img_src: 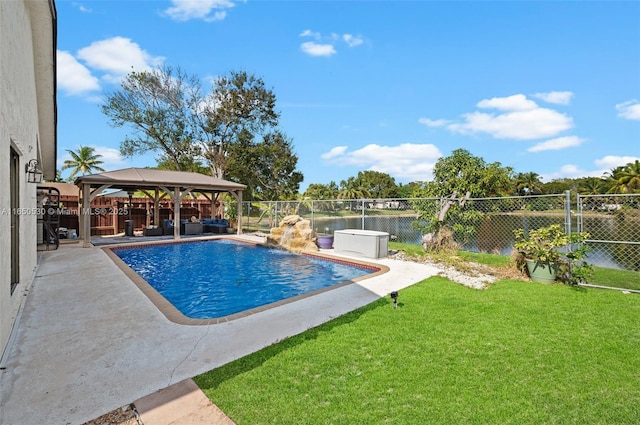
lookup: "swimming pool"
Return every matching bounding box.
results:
[110,239,384,322]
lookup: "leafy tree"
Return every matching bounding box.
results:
[226,130,303,201]
[155,157,209,174]
[415,149,513,198]
[302,182,339,213]
[61,145,105,179]
[541,178,573,195]
[304,182,339,200]
[197,71,279,179]
[101,67,280,179]
[101,66,201,171]
[411,149,512,244]
[396,181,424,198]
[338,177,371,199]
[353,170,399,198]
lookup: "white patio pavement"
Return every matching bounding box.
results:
[0,236,441,425]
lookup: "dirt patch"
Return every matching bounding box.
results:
[82,404,139,425]
[389,251,526,289]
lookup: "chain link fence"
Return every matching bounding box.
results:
[577,193,640,271]
[241,192,639,272]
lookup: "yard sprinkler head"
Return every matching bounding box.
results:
[390,291,398,309]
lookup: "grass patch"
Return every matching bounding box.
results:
[456,250,513,268]
[389,241,425,258]
[195,278,640,424]
[590,266,640,291]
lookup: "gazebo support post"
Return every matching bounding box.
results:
[173,186,180,240]
[81,183,112,247]
[82,183,90,247]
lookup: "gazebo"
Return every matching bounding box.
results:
[74,168,246,247]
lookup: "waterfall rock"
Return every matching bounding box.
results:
[266,215,319,253]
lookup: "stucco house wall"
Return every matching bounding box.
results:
[0,0,57,357]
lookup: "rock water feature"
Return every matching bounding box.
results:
[266,215,319,253]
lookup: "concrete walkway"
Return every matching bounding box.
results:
[0,237,441,425]
[135,378,235,425]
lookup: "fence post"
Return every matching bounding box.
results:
[564,190,572,236]
[311,200,314,231]
[245,201,250,229]
[361,198,365,230]
[576,193,583,233]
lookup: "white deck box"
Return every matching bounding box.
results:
[334,229,389,259]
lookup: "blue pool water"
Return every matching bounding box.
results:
[113,239,374,319]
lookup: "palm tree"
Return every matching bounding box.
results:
[618,160,640,194]
[337,177,371,200]
[61,146,106,179]
[604,165,627,194]
[579,177,605,195]
[514,172,543,196]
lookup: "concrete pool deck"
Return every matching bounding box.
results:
[0,235,442,425]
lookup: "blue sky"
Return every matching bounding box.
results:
[56,0,640,191]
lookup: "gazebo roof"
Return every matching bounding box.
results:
[74,168,246,192]
[74,168,246,245]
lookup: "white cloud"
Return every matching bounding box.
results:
[527,136,585,152]
[477,94,538,111]
[164,0,234,22]
[448,94,573,140]
[594,155,640,169]
[300,29,364,57]
[532,91,574,105]
[418,118,450,127]
[56,50,100,96]
[449,108,573,140]
[77,37,164,82]
[321,146,348,159]
[92,146,126,166]
[541,155,640,182]
[300,29,321,39]
[541,164,599,182]
[343,34,364,47]
[558,164,583,175]
[616,99,640,120]
[300,42,336,57]
[72,2,92,13]
[321,143,442,181]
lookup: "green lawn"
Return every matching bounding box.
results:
[195,278,640,424]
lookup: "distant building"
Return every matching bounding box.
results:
[0,0,57,357]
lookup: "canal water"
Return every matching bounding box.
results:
[312,214,640,271]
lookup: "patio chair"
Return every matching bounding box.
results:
[161,219,175,235]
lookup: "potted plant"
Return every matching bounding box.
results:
[513,224,593,285]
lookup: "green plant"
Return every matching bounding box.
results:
[513,224,593,284]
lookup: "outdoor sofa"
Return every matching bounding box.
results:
[161,218,204,235]
[202,218,230,234]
